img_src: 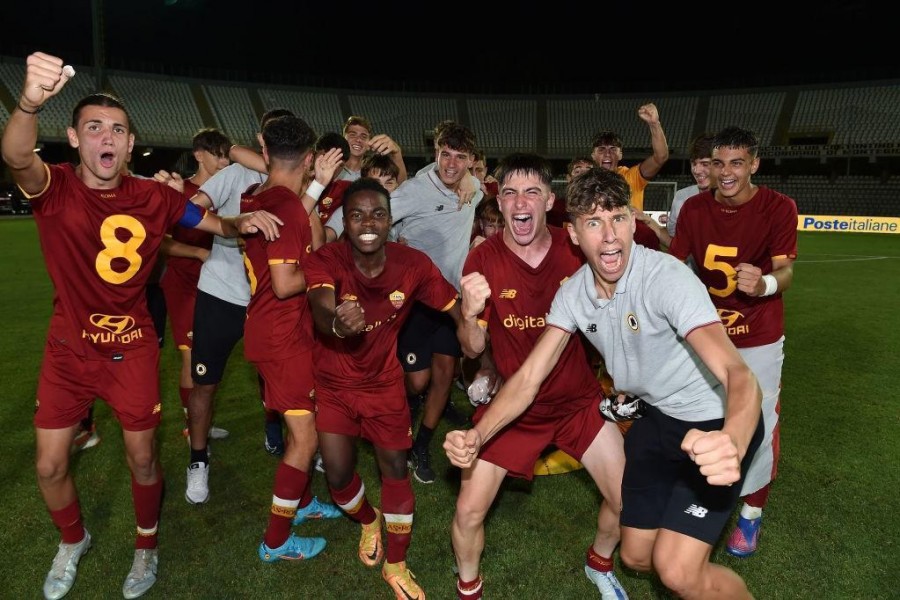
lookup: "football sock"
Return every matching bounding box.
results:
[264,462,308,549]
[179,387,191,412]
[743,483,771,511]
[132,468,163,549]
[414,425,434,451]
[586,546,614,572]
[190,447,208,465]
[740,503,764,520]
[330,472,376,524]
[457,575,484,599]
[381,475,414,563]
[50,499,85,544]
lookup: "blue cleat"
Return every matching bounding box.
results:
[726,515,762,558]
[258,533,326,563]
[585,564,629,599]
[292,496,343,525]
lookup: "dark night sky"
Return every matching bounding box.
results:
[1,0,897,95]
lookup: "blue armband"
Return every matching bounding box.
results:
[178,201,205,228]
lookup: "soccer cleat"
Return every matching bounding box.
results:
[358,508,384,567]
[383,560,425,600]
[208,425,230,440]
[726,515,762,557]
[185,462,210,504]
[258,532,326,563]
[292,496,343,525]
[70,424,101,454]
[314,452,326,473]
[442,399,471,427]
[122,549,158,599]
[264,421,284,456]
[584,565,629,600]
[42,530,92,600]
[409,446,436,484]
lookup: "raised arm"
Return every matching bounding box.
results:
[457,272,491,358]
[2,52,73,194]
[735,256,795,298]
[369,134,407,184]
[637,103,669,181]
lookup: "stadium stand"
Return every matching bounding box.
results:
[257,87,342,142]
[347,94,457,154]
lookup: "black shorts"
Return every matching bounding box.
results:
[621,404,763,545]
[145,283,167,348]
[191,290,247,385]
[396,302,462,373]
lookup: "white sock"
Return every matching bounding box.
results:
[740,503,763,520]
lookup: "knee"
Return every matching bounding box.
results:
[619,546,652,573]
[655,560,700,597]
[454,496,489,531]
[128,448,157,479]
[35,455,68,485]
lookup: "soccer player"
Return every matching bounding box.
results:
[668,126,797,558]
[238,114,335,563]
[446,166,764,600]
[337,115,408,184]
[447,153,627,600]
[2,51,280,600]
[306,177,463,600]
[159,128,232,441]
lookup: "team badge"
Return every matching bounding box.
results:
[195,363,208,376]
[322,197,333,207]
[405,352,417,366]
[389,290,406,309]
[341,293,358,303]
[626,313,639,332]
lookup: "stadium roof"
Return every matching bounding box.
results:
[2,0,896,95]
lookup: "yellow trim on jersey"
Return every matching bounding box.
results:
[307,282,335,291]
[17,163,51,199]
[284,409,312,416]
[439,297,459,312]
[476,318,488,329]
[177,344,190,351]
[268,259,299,265]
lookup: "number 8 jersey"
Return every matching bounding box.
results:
[28,164,194,360]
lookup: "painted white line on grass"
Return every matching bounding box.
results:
[798,255,893,263]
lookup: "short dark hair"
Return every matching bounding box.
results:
[261,115,316,162]
[343,115,372,136]
[689,132,716,161]
[434,121,477,155]
[71,92,129,129]
[493,153,554,189]
[566,155,593,175]
[591,130,622,149]
[259,108,293,131]
[316,131,351,162]
[713,127,760,158]
[361,152,400,179]
[192,128,232,158]
[345,177,391,217]
[566,167,631,219]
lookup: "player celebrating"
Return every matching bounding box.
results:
[2,51,279,600]
[306,177,463,600]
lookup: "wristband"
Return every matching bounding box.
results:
[760,274,778,297]
[16,102,43,115]
[331,316,346,339]
[306,180,326,201]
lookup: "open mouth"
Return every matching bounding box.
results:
[358,233,378,243]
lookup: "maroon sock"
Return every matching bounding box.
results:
[457,575,484,599]
[586,546,613,572]
[381,474,414,563]
[132,469,163,549]
[744,483,771,509]
[264,462,308,549]
[50,499,85,544]
[329,472,376,524]
[179,386,191,412]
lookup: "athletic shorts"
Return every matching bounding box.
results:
[396,302,461,372]
[620,404,764,545]
[35,339,161,431]
[737,336,784,496]
[254,353,315,414]
[161,269,200,350]
[475,394,607,480]
[315,379,412,450]
[191,290,247,385]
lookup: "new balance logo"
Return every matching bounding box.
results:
[434,205,445,211]
[499,289,517,299]
[586,324,597,333]
[684,504,709,518]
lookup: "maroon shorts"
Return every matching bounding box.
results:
[254,353,315,414]
[161,269,199,350]
[476,397,607,480]
[35,339,161,431]
[315,379,412,450]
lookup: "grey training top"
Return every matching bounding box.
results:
[196,163,266,306]
[546,243,726,421]
[667,184,700,238]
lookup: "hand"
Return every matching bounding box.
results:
[459,272,491,319]
[396,236,409,246]
[734,263,764,296]
[368,134,400,156]
[154,170,184,193]
[236,210,283,241]
[314,147,343,185]
[443,428,483,468]
[637,103,660,125]
[681,429,742,486]
[197,248,210,263]
[21,52,72,109]
[334,299,366,336]
[457,175,476,210]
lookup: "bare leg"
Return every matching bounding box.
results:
[451,458,506,582]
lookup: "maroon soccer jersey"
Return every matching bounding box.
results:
[30,164,190,360]
[463,227,601,415]
[316,179,351,226]
[241,185,314,362]
[305,241,458,391]
[669,187,798,347]
[162,179,214,285]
